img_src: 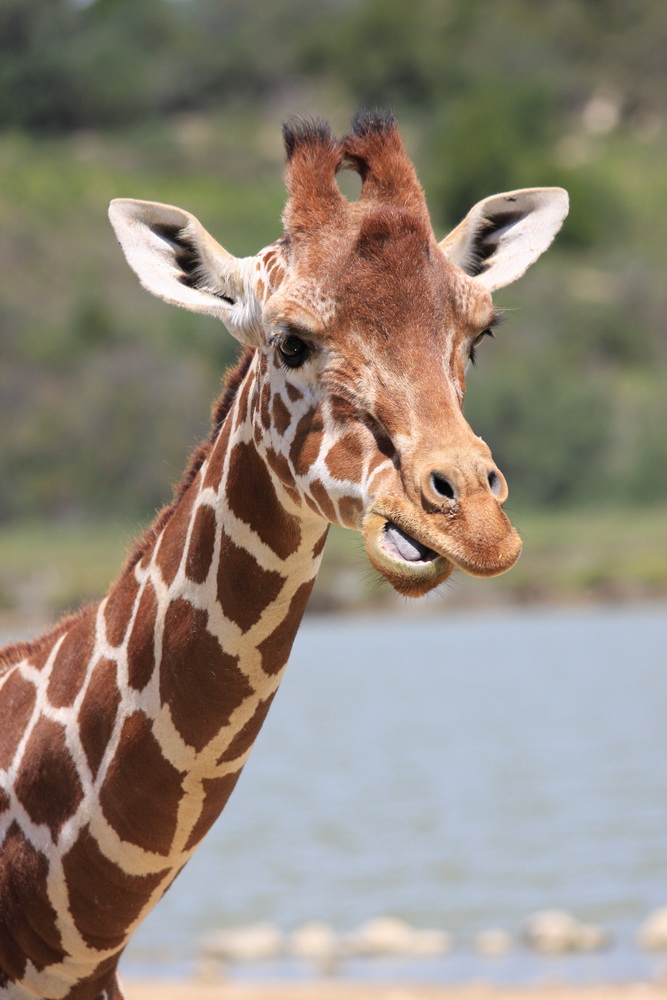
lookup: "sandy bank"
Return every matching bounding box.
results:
[125,980,663,1000]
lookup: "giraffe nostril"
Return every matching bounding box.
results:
[430,472,456,501]
[487,470,501,496]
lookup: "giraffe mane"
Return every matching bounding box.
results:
[0,347,257,675]
[0,606,95,675]
[121,345,257,576]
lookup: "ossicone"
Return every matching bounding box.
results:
[281,116,346,237]
[342,108,427,216]
[282,116,338,161]
[349,107,398,138]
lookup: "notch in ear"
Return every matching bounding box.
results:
[108,199,262,346]
[439,188,569,291]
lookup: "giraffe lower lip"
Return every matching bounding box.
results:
[382,522,439,564]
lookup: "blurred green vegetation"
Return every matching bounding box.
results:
[0,507,664,625]
[1,0,666,604]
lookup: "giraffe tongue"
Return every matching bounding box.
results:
[382,522,438,563]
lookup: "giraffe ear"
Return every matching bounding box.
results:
[108,199,262,346]
[439,188,569,291]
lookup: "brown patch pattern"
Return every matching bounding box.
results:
[47,612,96,709]
[268,262,285,288]
[156,486,195,588]
[217,530,286,633]
[202,411,231,493]
[256,580,316,676]
[259,382,271,431]
[338,494,364,528]
[160,600,253,752]
[99,711,185,855]
[104,573,140,647]
[78,658,121,780]
[63,952,122,1000]
[183,771,242,851]
[227,442,301,559]
[62,824,169,951]
[308,478,338,523]
[0,669,36,771]
[286,382,303,403]
[290,408,323,477]
[216,694,276,765]
[186,504,217,584]
[325,433,365,484]
[15,717,83,841]
[0,821,64,978]
[271,394,292,437]
[234,369,254,431]
[312,529,329,559]
[264,446,295,490]
[126,581,158,692]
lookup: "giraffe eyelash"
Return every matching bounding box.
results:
[469,313,503,366]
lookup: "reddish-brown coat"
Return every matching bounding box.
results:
[62,824,169,951]
[99,710,185,855]
[15,717,84,841]
[0,669,37,771]
[47,611,96,708]
[78,658,121,779]
[160,600,252,753]
[0,821,65,979]
[126,581,158,692]
[216,529,286,633]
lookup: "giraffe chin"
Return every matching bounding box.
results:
[363,501,522,598]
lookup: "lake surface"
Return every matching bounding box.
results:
[25,605,667,983]
[120,603,667,983]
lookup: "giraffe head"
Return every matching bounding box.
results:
[109,111,568,597]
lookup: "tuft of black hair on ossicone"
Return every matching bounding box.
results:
[350,107,397,137]
[282,116,335,160]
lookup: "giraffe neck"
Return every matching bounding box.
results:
[0,350,328,999]
[105,346,327,835]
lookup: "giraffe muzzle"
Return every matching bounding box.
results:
[363,492,522,598]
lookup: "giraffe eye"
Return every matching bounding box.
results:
[277,334,310,369]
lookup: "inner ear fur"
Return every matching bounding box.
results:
[108,199,260,345]
[439,188,569,291]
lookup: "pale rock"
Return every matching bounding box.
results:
[288,920,340,973]
[523,909,582,954]
[474,929,514,956]
[348,916,451,957]
[637,908,667,951]
[573,923,611,952]
[199,922,283,963]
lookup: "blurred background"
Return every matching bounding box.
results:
[0,0,666,618]
[0,0,666,986]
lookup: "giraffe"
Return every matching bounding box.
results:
[0,110,568,999]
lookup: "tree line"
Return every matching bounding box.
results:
[0,0,665,521]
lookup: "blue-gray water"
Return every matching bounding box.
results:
[121,604,667,984]
[18,604,666,983]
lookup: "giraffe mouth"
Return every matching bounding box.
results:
[362,509,454,598]
[381,522,440,565]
